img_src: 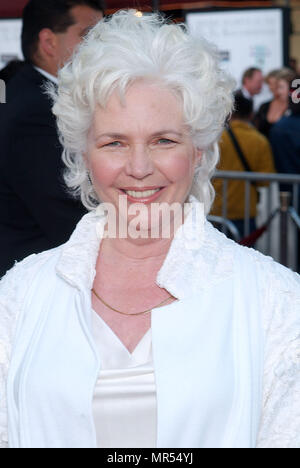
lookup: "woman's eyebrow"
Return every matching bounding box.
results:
[95,133,125,139]
[96,130,184,139]
[151,130,184,138]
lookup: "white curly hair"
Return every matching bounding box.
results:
[49,9,235,214]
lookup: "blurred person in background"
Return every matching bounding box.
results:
[265,69,280,96]
[212,92,275,238]
[270,75,300,271]
[235,67,264,108]
[289,57,299,74]
[0,60,25,83]
[270,75,300,194]
[0,0,103,278]
[255,68,295,139]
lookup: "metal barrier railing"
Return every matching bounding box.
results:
[210,171,300,271]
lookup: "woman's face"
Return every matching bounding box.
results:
[275,79,289,100]
[267,76,277,96]
[85,81,202,237]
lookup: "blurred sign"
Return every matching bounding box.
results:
[0,19,23,71]
[186,8,286,109]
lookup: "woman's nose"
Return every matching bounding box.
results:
[124,144,154,178]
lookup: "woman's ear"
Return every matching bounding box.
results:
[83,152,90,171]
[195,149,203,168]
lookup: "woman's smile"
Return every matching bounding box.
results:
[117,186,167,204]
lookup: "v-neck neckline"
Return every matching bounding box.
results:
[91,309,152,368]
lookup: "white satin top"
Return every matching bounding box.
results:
[91,310,157,448]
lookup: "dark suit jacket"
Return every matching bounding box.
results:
[0,63,87,278]
[234,89,253,106]
[254,100,273,138]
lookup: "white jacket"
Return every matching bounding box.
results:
[0,194,299,448]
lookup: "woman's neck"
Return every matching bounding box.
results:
[101,205,188,262]
[273,96,288,105]
[101,234,173,262]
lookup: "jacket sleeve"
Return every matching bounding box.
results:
[0,252,48,448]
[254,134,276,188]
[0,258,31,447]
[5,121,87,248]
[256,259,300,448]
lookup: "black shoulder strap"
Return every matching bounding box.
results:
[226,123,252,172]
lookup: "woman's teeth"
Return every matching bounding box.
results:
[124,189,161,198]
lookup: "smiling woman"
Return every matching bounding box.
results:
[0,9,299,449]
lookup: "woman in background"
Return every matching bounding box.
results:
[255,68,295,138]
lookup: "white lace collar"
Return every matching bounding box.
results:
[55,194,235,298]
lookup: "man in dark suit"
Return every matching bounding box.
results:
[235,67,264,108]
[0,0,103,278]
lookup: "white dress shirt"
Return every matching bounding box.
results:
[241,86,253,101]
[91,310,157,448]
[34,66,58,85]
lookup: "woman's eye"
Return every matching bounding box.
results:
[157,138,175,145]
[106,141,122,147]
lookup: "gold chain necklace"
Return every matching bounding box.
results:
[92,288,176,316]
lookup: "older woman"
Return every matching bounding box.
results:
[0,11,299,449]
